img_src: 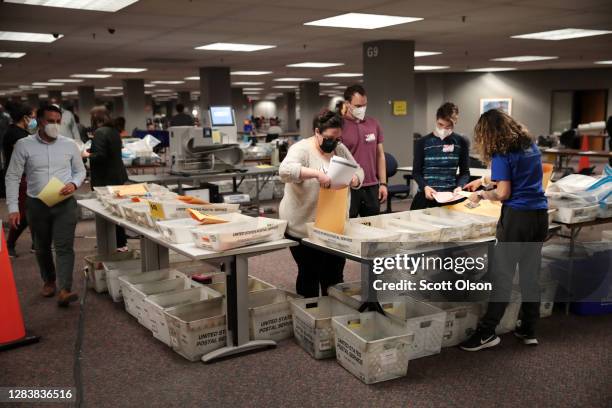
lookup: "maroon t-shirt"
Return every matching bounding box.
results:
[341,116,384,186]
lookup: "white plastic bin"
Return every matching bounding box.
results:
[144,286,223,346]
[421,208,497,238]
[192,218,287,251]
[84,250,138,293]
[290,296,357,359]
[408,211,472,241]
[156,213,254,244]
[147,199,240,220]
[350,214,442,247]
[131,277,195,329]
[598,202,612,219]
[328,281,363,310]
[331,312,414,384]
[425,301,481,347]
[551,204,599,224]
[164,298,227,361]
[306,223,401,257]
[381,298,446,359]
[249,289,298,342]
[206,275,276,295]
[103,258,143,302]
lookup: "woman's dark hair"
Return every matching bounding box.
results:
[343,84,366,102]
[90,105,114,129]
[6,101,34,123]
[313,109,343,134]
[37,103,62,119]
[473,109,533,163]
[436,102,459,122]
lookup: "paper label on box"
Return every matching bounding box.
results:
[319,339,332,351]
[379,348,398,366]
[148,202,165,219]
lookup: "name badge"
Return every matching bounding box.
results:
[365,133,376,143]
[443,144,454,153]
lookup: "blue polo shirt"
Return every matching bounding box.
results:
[491,143,548,210]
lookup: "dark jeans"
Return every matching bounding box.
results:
[7,177,28,249]
[116,226,127,248]
[410,191,445,210]
[350,185,380,218]
[26,196,78,291]
[287,235,346,298]
[480,205,549,335]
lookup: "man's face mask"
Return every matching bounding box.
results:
[434,127,452,139]
[351,105,366,121]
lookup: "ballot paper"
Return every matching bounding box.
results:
[326,155,358,189]
[433,191,468,204]
[37,177,72,207]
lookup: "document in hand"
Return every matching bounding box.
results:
[37,177,72,207]
[327,156,357,189]
[432,191,468,204]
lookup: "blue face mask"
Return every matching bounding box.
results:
[26,117,38,134]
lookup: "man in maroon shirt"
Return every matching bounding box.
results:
[340,84,387,217]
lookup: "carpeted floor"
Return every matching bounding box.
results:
[1,194,612,408]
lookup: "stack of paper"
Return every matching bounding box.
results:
[326,156,358,189]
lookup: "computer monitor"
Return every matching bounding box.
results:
[209,106,235,126]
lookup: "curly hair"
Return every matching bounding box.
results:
[474,109,533,163]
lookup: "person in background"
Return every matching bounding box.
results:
[460,109,548,351]
[114,116,129,137]
[279,110,364,297]
[49,97,82,149]
[169,103,194,127]
[73,113,90,145]
[89,106,129,252]
[2,102,36,257]
[266,118,283,142]
[411,102,470,210]
[0,103,12,198]
[5,104,86,306]
[340,84,387,217]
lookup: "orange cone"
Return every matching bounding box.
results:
[578,135,590,172]
[0,228,40,351]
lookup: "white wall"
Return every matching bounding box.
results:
[253,100,277,118]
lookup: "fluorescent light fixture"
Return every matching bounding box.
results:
[512,28,612,41]
[273,85,298,89]
[414,51,442,57]
[0,52,26,58]
[332,86,346,89]
[286,62,344,68]
[71,74,111,78]
[232,81,263,86]
[595,60,612,64]
[324,73,362,77]
[94,88,107,92]
[243,88,264,91]
[274,78,310,82]
[0,31,63,43]
[153,89,173,92]
[466,67,517,72]
[31,85,45,89]
[32,82,63,86]
[18,85,32,89]
[184,76,199,80]
[305,13,422,30]
[320,82,340,86]
[144,83,155,87]
[231,71,272,75]
[195,43,276,52]
[491,56,558,62]
[62,91,78,96]
[104,86,122,90]
[99,67,147,73]
[49,78,83,82]
[4,0,139,12]
[150,80,184,84]
[414,65,450,71]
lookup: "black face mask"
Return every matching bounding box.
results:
[319,136,338,153]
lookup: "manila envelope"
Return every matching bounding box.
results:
[314,187,348,234]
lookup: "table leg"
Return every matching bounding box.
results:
[95,214,116,256]
[565,226,578,315]
[255,175,260,212]
[140,237,170,272]
[202,253,276,363]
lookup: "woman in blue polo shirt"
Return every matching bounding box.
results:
[460,109,548,352]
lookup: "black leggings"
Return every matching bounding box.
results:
[287,235,345,298]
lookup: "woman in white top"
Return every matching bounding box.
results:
[279,110,364,297]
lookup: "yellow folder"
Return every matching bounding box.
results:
[37,177,72,207]
[314,187,348,234]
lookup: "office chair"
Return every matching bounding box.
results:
[385,152,411,213]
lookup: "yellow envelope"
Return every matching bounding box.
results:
[37,177,71,207]
[314,187,348,234]
[188,208,228,225]
[112,183,148,197]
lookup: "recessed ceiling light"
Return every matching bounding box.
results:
[184,76,199,80]
[491,56,559,62]
[512,28,612,41]
[466,67,517,72]
[32,82,63,86]
[232,81,264,86]
[0,31,63,43]
[320,82,340,86]
[243,88,264,91]
[231,71,273,75]
[99,67,147,73]
[71,74,112,78]
[414,51,442,57]
[150,80,184,84]
[274,78,311,82]
[273,85,298,89]
[595,60,612,64]
[0,52,26,58]
[49,78,83,82]
[305,13,422,30]
[195,43,276,52]
[286,62,344,68]
[414,65,450,71]
[4,0,139,12]
[324,73,363,77]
